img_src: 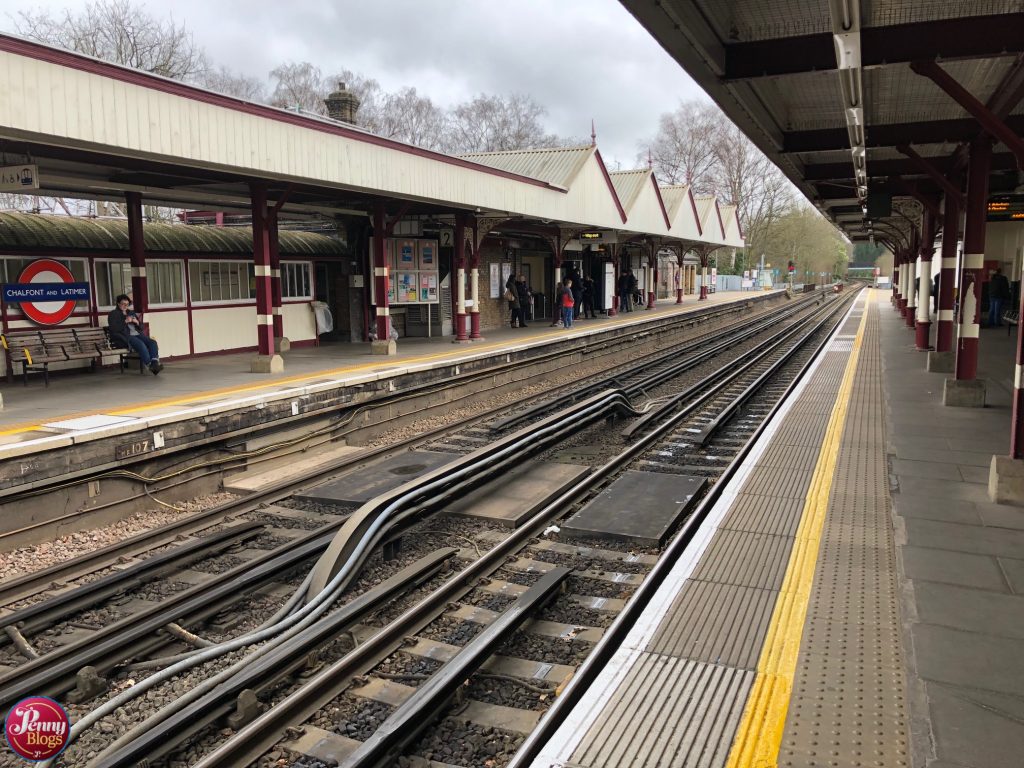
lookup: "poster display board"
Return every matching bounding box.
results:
[370,238,440,305]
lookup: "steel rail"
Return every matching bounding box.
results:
[506,288,861,767]
[492,292,823,430]
[339,566,571,768]
[0,523,341,710]
[91,548,459,768]
[622,294,841,438]
[0,521,263,641]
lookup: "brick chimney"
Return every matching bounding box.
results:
[324,82,361,124]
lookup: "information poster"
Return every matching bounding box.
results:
[418,241,436,268]
[490,263,501,298]
[398,240,417,268]
[420,273,438,302]
[397,272,417,303]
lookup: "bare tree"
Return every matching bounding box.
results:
[12,0,208,80]
[445,93,561,153]
[642,101,719,192]
[368,87,447,150]
[710,121,795,259]
[201,66,266,102]
[268,61,328,114]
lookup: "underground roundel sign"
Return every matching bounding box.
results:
[4,696,71,761]
[3,259,90,325]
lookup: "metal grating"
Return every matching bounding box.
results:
[869,0,1024,27]
[781,301,909,768]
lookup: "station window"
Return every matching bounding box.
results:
[189,260,256,303]
[281,262,312,299]
[94,260,184,308]
[147,261,184,306]
[94,260,132,308]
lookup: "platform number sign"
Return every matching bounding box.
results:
[2,259,89,325]
[439,228,454,248]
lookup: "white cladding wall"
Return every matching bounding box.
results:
[147,310,190,358]
[191,306,258,354]
[282,303,316,341]
[986,222,1024,277]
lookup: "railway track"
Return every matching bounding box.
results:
[0,289,853,767]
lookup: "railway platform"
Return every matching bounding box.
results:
[523,288,1024,768]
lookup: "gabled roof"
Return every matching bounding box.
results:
[660,184,703,241]
[608,170,649,212]
[718,203,744,247]
[693,195,725,240]
[457,146,594,190]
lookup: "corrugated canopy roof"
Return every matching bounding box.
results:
[608,170,650,212]
[0,213,344,255]
[457,146,594,189]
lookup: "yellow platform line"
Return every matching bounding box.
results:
[725,294,870,768]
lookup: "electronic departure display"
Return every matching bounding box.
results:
[987,194,1024,221]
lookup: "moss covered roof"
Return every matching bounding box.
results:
[0,213,344,256]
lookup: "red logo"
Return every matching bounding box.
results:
[5,696,70,761]
[16,260,78,326]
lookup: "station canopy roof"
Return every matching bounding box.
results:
[0,35,742,252]
[620,0,1024,244]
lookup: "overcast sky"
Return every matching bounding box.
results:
[1,0,708,168]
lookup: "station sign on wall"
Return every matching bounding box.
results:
[0,164,39,192]
[1,259,89,325]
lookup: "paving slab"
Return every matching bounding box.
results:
[912,581,1024,639]
[903,517,1024,559]
[911,623,1024,696]
[925,682,1024,768]
[900,546,1009,591]
[997,557,1024,593]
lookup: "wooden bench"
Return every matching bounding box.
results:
[1,327,142,386]
[1004,309,1019,335]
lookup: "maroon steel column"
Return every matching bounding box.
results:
[250,184,274,357]
[469,221,482,339]
[646,245,657,309]
[955,137,992,381]
[936,194,959,353]
[125,192,148,312]
[675,251,684,303]
[268,207,284,343]
[607,245,618,317]
[372,204,391,344]
[453,216,469,342]
[699,250,709,300]
[915,212,936,349]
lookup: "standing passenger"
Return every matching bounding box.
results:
[989,267,1010,327]
[515,274,531,328]
[618,269,633,312]
[581,275,596,318]
[561,278,575,329]
[505,272,520,328]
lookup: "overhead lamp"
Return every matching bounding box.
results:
[846,106,864,126]
[858,185,868,197]
[833,31,862,70]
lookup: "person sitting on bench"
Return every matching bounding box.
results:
[108,294,162,374]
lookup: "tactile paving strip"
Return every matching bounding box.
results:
[570,656,754,768]
[780,302,909,768]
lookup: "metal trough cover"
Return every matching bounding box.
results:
[563,470,706,546]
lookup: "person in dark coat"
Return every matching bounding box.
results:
[505,272,520,328]
[989,267,1011,326]
[581,275,596,318]
[107,294,162,374]
[568,267,583,319]
[514,274,531,327]
[932,271,940,314]
[617,268,634,312]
